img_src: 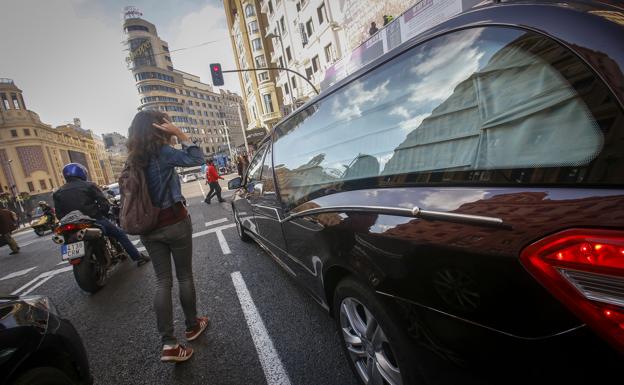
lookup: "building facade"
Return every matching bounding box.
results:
[123,9,248,156]
[0,79,113,202]
[257,0,348,109]
[224,0,284,131]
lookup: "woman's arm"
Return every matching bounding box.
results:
[153,119,204,167]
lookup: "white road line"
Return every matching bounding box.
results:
[192,223,236,238]
[231,272,291,385]
[22,275,54,296]
[57,261,69,265]
[11,265,73,295]
[215,230,231,255]
[0,267,37,281]
[205,218,228,227]
[132,239,141,245]
[197,180,206,198]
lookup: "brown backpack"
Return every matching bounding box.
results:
[118,163,161,235]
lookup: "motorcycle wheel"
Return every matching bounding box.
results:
[72,244,106,293]
[34,227,45,236]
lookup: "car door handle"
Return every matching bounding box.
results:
[280,205,509,229]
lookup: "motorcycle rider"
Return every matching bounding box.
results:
[53,163,150,267]
[38,201,56,225]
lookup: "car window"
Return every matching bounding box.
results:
[273,26,623,208]
[246,143,268,187]
[260,145,276,194]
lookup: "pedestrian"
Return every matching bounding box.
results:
[204,159,225,204]
[369,21,379,36]
[0,207,20,255]
[236,155,244,177]
[126,110,208,363]
[53,163,150,267]
[383,14,394,26]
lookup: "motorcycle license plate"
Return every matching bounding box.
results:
[61,241,85,260]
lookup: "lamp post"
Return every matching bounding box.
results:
[266,32,296,113]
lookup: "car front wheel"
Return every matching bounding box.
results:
[333,278,422,385]
[233,206,251,243]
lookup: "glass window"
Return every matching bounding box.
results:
[39,180,47,190]
[324,43,333,63]
[245,4,255,17]
[306,19,314,37]
[263,94,274,114]
[23,129,30,136]
[291,75,297,88]
[11,94,20,109]
[258,72,270,82]
[1,93,10,110]
[125,25,149,33]
[246,143,269,186]
[27,182,34,192]
[261,145,276,194]
[255,55,266,67]
[272,27,621,208]
[312,55,320,73]
[317,3,326,25]
[248,20,259,34]
[280,17,285,33]
[252,38,262,51]
[268,0,273,14]
[10,129,17,137]
[286,46,292,62]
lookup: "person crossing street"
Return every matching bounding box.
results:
[204,159,225,204]
[0,207,20,255]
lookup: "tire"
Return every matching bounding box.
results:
[34,227,45,236]
[233,206,252,243]
[333,277,423,385]
[11,366,76,385]
[72,245,106,293]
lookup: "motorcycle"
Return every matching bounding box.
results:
[31,214,58,236]
[52,210,128,293]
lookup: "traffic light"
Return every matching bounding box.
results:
[210,63,224,86]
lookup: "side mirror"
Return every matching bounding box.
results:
[253,182,264,195]
[228,177,242,190]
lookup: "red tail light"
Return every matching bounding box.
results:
[520,229,624,354]
[55,223,91,234]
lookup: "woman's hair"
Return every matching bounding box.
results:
[126,110,170,167]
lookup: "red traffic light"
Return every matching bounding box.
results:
[210,63,224,86]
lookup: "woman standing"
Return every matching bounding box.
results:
[126,110,208,363]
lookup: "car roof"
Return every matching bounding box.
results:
[266,0,624,141]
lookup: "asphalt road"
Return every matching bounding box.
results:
[0,176,359,385]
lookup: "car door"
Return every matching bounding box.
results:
[235,142,268,237]
[249,143,291,269]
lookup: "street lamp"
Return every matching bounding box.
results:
[266,32,297,113]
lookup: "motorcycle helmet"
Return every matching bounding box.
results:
[62,163,88,181]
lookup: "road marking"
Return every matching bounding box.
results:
[0,267,37,281]
[11,265,73,296]
[216,230,231,254]
[193,223,236,238]
[57,261,69,265]
[231,272,292,385]
[205,218,228,227]
[197,180,206,198]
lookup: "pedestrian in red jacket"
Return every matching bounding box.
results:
[204,159,225,204]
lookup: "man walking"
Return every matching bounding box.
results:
[204,159,225,204]
[0,207,20,255]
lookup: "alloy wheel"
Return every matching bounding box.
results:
[340,297,403,385]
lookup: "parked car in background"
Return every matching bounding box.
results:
[103,183,120,201]
[229,1,624,384]
[0,295,92,385]
[180,173,197,183]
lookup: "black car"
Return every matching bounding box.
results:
[230,1,624,384]
[0,296,92,385]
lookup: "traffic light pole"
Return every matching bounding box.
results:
[222,67,320,95]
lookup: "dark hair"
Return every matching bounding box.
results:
[207,159,214,165]
[127,110,170,167]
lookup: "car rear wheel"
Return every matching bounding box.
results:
[11,366,76,385]
[233,206,251,243]
[333,278,422,385]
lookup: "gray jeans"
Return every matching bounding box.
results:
[140,216,198,345]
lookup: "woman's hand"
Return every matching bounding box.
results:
[153,118,189,142]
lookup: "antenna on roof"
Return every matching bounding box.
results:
[123,6,143,19]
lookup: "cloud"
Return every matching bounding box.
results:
[421,189,489,211]
[398,113,430,132]
[164,3,240,95]
[0,0,139,135]
[332,79,390,120]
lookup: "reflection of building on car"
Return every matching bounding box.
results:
[229,2,624,385]
[0,295,93,385]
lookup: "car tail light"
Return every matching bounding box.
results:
[520,229,624,354]
[55,223,91,234]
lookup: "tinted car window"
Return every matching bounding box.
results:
[246,143,268,187]
[261,145,276,194]
[273,26,623,208]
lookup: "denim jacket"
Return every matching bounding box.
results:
[145,142,204,209]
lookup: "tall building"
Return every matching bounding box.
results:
[0,78,113,204]
[258,0,348,109]
[123,7,248,156]
[102,132,127,149]
[223,0,284,131]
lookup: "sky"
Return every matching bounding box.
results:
[0,0,240,136]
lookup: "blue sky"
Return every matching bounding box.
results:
[0,0,239,136]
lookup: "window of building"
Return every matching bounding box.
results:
[306,19,314,38]
[248,20,259,34]
[1,93,9,110]
[312,55,320,73]
[162,45,169,52]
[258,72,269,82]
[10,129,17,137]
[255,55,266,67]
[305,66,313,80]
[49,179,53,188]
[39,180,47,190]
[23,128,31,136]
[278,56,284,68]
[280,16,285,34]
[284,83,290,95]
[27,182,34,192]
[268,0,273,14]
[285,46,292,62]
[291,75,297,88]
[11,94,19,109]
[317,3,326,25]
[245,4,255,17]
[125,25,149,33]
[263,94,274,114]
[252,38,262,51]
[165,56,171,62]
[324,43,334,63]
